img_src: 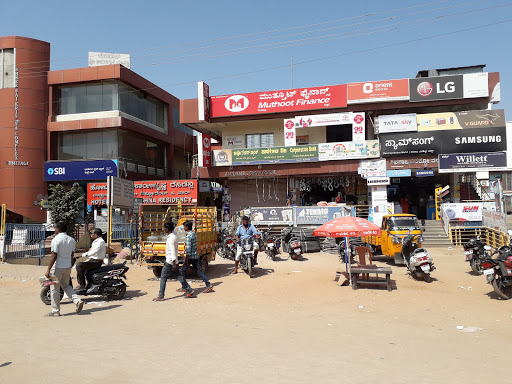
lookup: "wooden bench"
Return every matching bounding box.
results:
[349,266,393,291]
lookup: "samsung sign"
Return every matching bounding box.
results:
[45,160,118,181]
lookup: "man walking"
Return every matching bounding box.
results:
[75,228,105,291]
[178,220,213,297]
[45,222,84,316]
[153,222,178,302]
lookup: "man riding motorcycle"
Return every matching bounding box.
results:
[233,216,260,274]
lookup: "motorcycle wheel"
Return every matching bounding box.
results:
[108,283,127,300]
[423,272,433,282]
[247,259,253,278]
[290,253,298,260]
[40,286,64,305]
[470,258,483,275]
[491,274,512,300]
[153,266,163,278]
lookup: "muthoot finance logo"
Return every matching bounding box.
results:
[225,95,249,112]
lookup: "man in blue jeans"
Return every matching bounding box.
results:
[178,220,213,297]
[152,222,178,302]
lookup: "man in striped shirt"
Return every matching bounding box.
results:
[178,220,213,297]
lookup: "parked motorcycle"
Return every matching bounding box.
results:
[289,236,303,260]
[463,236,487,275]
[337,238,373,264]
[40,261,129,305]
[217,228,235,260]
[239,237,256,278]
[401,230,435,282]
[262,226,280,261]
[482,232,512,299]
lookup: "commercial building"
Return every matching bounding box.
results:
[0,36,195,223]
[181,66,506,221]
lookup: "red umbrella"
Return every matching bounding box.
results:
[313,216,381,286]
[313,216,381,238]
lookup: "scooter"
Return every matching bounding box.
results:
[401,230,435,282]
[239,237,256,278]
[40,260,129,305]
[289,236,303,260]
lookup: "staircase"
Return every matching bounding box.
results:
[421,220,453,248]
[459,182,479,202]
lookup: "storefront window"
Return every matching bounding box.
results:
[57,81,166,129]
[246,133,274,148]
[118,130,166,167]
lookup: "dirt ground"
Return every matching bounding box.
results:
[0,247,511,384]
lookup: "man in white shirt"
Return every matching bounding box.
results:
[153,222,179,301]
[75,228,106,290]
[45,222,84,316]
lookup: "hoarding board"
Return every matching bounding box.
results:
[482,209,507,232]
[360,159,387,178]
[107,176,134,208]
[380,126,506,157]
[231,145,319,165]
[347,78,409,104]
[377,113,417,134]
[409,73,488,102]
[318,140,379,161]
[295,206,349,225]
[210,84,347,117]
[45,160,118,181]
[438,152,508,173]
[250,207,294,225]
[417,109,505,131]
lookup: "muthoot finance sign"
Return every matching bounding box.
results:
[211,84,347,117]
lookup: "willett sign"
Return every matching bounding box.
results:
[439,152,508,173]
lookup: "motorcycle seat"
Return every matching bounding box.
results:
[86,263,126,279]
[412,248,428,255]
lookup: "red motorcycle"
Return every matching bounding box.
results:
[482,237,512,300]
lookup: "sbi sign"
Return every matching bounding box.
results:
[47,167,65,176]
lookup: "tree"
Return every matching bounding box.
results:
[47,183,86,237]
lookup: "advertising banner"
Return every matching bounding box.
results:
[295,112,352,127]
[380,126,506,157]
[210,84,347,117]
[441,203,484,221]
[347,78,409,104]
[318,140,379,161]
[87,180,198,205]
[213,149,233,166]
[45,160,118,181]
[352,112,365,141]
[367,177,391,186]
[388,156,438,169]
[377,113,417,134]
[409,73,488,102]
[387,169,411,177]
[250,207,294,225]
[360,159,387,178]
[438,152,508,173]
[415,169,435,177]
[231,145,318,165]
[197,81,210,122]
[482,209,507,232]
[225,135,244,147]
[295,206,349,225]
[284,118,296,146]
[417,109,505,131]
[202,134,212,167]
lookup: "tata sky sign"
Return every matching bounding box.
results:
[45,160,118,181]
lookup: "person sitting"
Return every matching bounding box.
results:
[74,228,106,290]
[233,216,260,274]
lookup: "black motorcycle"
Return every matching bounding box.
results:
[482,232,512,300]
[40,261,129,305]
[217,228,235,260]
[239,238,256,278]
[463,236,487,275]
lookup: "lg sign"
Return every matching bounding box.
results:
[225,95,249,112]
[417,81,455,97]
[410,75,463,102]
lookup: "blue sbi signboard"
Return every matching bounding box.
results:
[44,160,118,181]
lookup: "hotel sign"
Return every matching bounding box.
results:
[88,52,131,69]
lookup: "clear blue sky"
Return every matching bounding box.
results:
[3,0,512,113]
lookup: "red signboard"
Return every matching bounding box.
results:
[347,78,409,104]
[210,84,347,117]
[87,180,198,205]
[202,134,212,167]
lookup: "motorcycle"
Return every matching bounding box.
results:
[40,260,129,305]
[401,230,435,282]
[217,228,235,260]
[337,238,373,264]
[262,226,280,261]
[289,236,303,260]
[481,232,512,300]
[239,237,256,278]
[463,236,487,275]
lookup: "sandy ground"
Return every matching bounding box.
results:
[0,247,511,384]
